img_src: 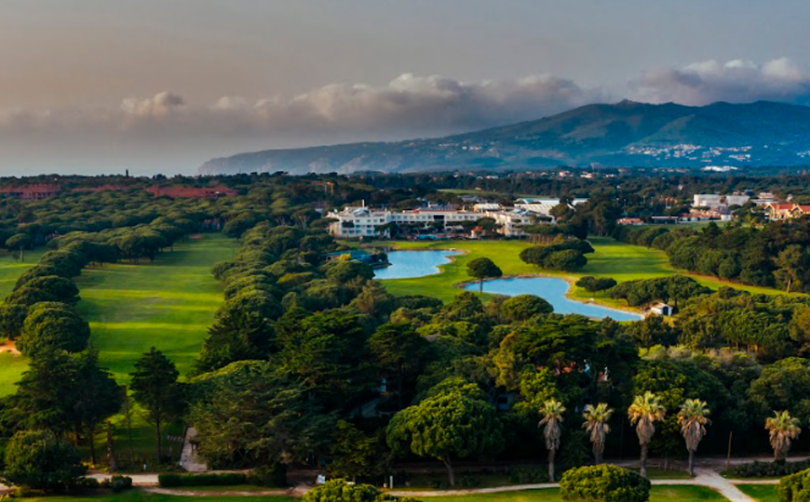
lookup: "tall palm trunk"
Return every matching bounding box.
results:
[548,448,556,482]
[640,442,649,478]
[688,449,695,477]
[594,443,602,465]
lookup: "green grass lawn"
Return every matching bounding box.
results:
[363,237,790,306]
[423,486,727,502]
[20,492,292,502]
[0,234,237,467]
[75,233,236,383]
[0,248,46,397]
[736,484,779,502]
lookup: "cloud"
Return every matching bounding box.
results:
[0,74,602,142]
[629,57,810,106]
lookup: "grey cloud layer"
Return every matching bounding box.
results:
[1,59,809,143]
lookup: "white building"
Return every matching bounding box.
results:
[693,194,723,207]
[514,198,588,222]
[724,194,750,207]
[327,206,533,239]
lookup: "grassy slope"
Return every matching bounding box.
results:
[736,484,779,502]
[0,234,236,465]
[17,486,728,502]
[0,248,46,397]
[22,493,291,502]
[365,238,790,305]
[423,486,728,502]
[75,233,236,383]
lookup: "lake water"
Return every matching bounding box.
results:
[464,276,642,321]
[374,250,460,280]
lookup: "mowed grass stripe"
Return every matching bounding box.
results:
[75,233,237,384]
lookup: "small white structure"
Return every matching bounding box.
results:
[693,194,722,208]
[650,303,673,316]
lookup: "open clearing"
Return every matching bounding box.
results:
[75,233,236,383]
[366,238,789,305]
[737,484,778,502]
[15,486,729,502]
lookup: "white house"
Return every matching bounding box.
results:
[692,194,722,207]
[650,303,673,316]
[327,206,533,239]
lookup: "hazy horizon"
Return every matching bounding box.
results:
[2,0,810,176]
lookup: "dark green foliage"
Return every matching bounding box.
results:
[130,347,185,465]
[7,275,80,305]
[158,473,248,487]
[16,302,90,356]
[0,303,27,340]
[576,276,618,293]
[560,465,650,502]
[188,361,334,470]
[520,240,592,271]
[500,294,554,322]
[732,460,810,479]
[303,479,420,502]
[103,475,133,493]
[0,429,87,492]
[387,381,504,486]
[608,275,709,307]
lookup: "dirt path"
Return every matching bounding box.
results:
[0,340,20,355]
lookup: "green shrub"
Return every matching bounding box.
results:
[249,464,288,487]
[158,473,247,487]
[103,475,133,493]
[303,479,421,502]
[777,468,810,502]
[730,460,810,478]
[560,465,650,502]
[0,429,87,492]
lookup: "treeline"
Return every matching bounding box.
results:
[615,221,810,293]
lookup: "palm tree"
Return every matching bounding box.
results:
[538,399,566,482]
[582,403,614,464]
[765,410,801,461]
[628,391,666,478]
[677,399,711,476]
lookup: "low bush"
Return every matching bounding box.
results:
[158,472,247,487]
[508,467,550,484]
[560,465,650,502]
[729,460,810,479]
[303,479,421,502]
[103,475,133,493]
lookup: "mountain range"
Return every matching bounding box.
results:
[198,100,810,175]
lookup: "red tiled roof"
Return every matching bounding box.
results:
[0,184,61,196]
[768,203,796,211]
[145,186,237,198]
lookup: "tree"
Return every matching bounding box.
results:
[677,399,711,476]
[628,392,666,478]
[369,322,429,408]
[774,245,809,293]
[189,361,334,471]
[6,233,32,262]
[73,349,124,464]
[560,465,650,502]
[765,410,801,461]
[582,403,613,465]
[130,348,185,465]
[500,295,553,322]
[328,421,380,481]
[16,302,90,357]
[1,429,86,492]
[466,257,502,294]
[538,399,566,482]
[387,384,504,486]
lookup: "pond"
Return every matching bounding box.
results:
[373,250,460,280]
[464,276,643,321]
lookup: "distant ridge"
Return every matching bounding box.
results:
[198,101,810,175]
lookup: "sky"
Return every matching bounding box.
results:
[1,0,810,175]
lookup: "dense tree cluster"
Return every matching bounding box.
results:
[616,221,810,293]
